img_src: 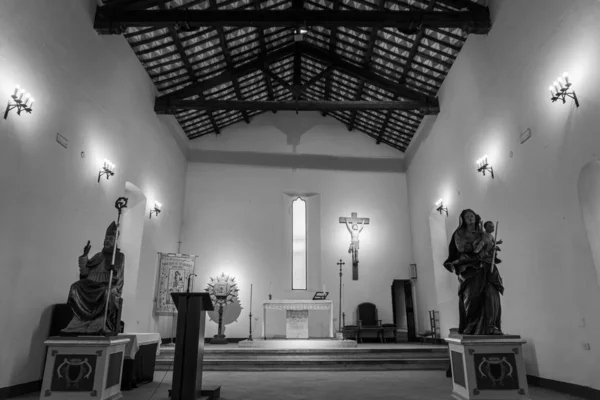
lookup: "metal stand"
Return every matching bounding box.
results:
[337,259,345,336]
[248,311,253,341]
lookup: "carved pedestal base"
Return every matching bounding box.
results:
[445,333,530,400]
[40,337,130,400]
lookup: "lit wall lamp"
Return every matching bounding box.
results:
[4,85,35,119]
[549,72,579,107]
[98,159,115,182]
[435,199,448,216]
[149,201,162,219]
[476,155,494,179]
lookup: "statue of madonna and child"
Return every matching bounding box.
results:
[443,209,504,336]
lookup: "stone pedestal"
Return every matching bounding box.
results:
[286,310,308,339]
[445,333,530,400]
[40,336,130,400]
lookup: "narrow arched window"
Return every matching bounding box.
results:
[292,197,307,290]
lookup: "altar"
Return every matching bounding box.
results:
[261,300,334,339]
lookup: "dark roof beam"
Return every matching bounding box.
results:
[158,0,220,135]
[253,0,275,109]
[209,0,250,124]
[155,99,436,113]
[157,43,295,101]
[94,9,492,35]
[300,42,438,109]
[299,65,333,94]
[377,0,435,144]
[260,67,301,97]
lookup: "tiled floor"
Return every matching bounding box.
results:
[15,370,588,400]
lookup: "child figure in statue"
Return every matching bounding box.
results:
[443,210,503,336]
[60,221,125,335]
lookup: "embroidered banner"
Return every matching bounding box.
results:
[154,253,197,315]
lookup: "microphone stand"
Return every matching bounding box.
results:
[187,273,197,294]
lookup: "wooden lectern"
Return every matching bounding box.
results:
[170,292,214,400]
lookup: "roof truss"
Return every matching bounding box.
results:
[95,0,491,152]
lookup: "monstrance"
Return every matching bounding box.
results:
[206,273,239,344]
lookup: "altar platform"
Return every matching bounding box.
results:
[156,342,449,371]
[238,339,357,349]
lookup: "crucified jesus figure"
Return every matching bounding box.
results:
[339,212,370,280]
[346,219,365,265]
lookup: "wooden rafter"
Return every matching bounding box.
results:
[348,0,385,132]
[377,0,436,144]
[300,43,438,108]
[94,9,492,35]
[322,0,341,117]
[155,100,434,113]
[208,0,250,124]
[159,43,295,100]
[253,0,275,109]
[156,1,220,135]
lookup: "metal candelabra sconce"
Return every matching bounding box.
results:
[149,201,162,219]
[4,85,35,120]
[476,155,494,179]
[435,199,448,216]
[98,159,115,182]
[549,72,579,107]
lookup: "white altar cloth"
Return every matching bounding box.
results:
[118,332,161,359]
[261,300,334,339]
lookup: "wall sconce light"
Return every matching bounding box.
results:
[149,201,162,219]
[4,85,35,119]
[98,159,115,182]
[476,155,494,179]
[435,199,448,216]
[549,72,579,107]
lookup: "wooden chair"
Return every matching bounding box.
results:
[357,302,384,343]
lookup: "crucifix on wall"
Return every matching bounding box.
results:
[339,212,370,280]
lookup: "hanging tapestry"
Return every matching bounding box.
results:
[154,253,197,315]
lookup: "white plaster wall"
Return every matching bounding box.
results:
[181,154,413,339]
[406,0,600,390]
[0,0,187,388]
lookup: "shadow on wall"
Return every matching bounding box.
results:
[270,112,321,150]
[429,210,458,337]
[120,182,147,332]
[577,160,600,291]
[25,305,54,386]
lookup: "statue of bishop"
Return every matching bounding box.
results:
[60,221,125,335]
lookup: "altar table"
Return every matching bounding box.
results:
[261,300,334,339]
[117,333,161,390]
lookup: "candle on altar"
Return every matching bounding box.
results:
[323,283,326,292]
[269,281,271,294]
[249,284,253,312]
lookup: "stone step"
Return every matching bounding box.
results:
[157,353,447,361]
[155,358,449,371]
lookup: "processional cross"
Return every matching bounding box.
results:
[339,212,370,280]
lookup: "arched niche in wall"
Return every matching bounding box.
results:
[119,181,147,331]
[577,160,600,290]
[428,209,458,338]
